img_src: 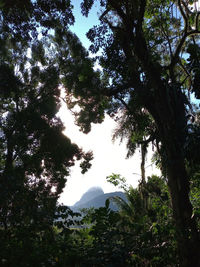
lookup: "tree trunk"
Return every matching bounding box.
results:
[113,1,200,263]
[165,146,200,267]
[147,86,200,266]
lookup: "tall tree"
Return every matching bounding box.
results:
[0,1,92,264]
[61,1,200,265]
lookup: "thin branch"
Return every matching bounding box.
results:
[172,0,190,70]
[99,9,110,21]
[141,142,147,184]
[170,28,200,70]
[181,0,193,16]
[178,0,188,31]
[138,134,156,146]
[160,23,173,60]
[178,61,192,89]
[196,12,200,30]
[156,139,161,155]
[187,28,200,35]
[116,96,131,113]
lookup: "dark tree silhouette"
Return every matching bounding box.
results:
[60,1,200,265]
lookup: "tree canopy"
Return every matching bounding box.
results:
[62,1,200,265]
[0,1,92,265]
[0,1,200,266]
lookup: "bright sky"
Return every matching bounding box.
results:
[58,0,162,206]
[58,102,159,206]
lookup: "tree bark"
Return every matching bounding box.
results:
[106,1,200,264]
[147,87,200,266]
[165,142,200,266]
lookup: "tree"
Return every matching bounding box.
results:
[0,0,74,42]
[80,202,131,266]
[112,175,177,266]
[61,1,200,265]
[1,1,200,265]
[73,175,178,266]
[0,2,93,265]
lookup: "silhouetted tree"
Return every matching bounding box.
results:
[60,1,200,265]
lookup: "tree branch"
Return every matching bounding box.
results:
[137,0,147,31]
[196,11,200,30]
[170,28,200,71]
[178,0,189,31]
[171,1,200,71]
[108,0,128,24]
[115,96,131,113]
[160,23,173,60]
[178,61,192,89]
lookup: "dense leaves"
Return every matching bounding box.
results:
[63,1,200,265]
[0,1,200,266]
[0,0,74,42]
[0,51,91,266]
[0,2,93,266]
[59,175,178,266]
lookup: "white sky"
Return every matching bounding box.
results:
[58,101,160,206]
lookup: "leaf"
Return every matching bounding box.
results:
[105,198,110,209]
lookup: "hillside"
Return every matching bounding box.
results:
[71,187,126,211]
[73,187,104,207]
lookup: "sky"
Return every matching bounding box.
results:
[58,100,159,206]
[58,0,162,206]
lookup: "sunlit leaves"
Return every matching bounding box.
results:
[0,0,74,42]
[106,173,128,190]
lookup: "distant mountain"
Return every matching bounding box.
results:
[74,187,104,207]
[71,187,126,211]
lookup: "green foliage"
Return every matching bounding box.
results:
[186,43,200,99]
[112,176,177,266]
[69,2,200,264]
[53,173,198,266]
[0,58,90,265]
[106,173,128,190]
[67,175,179,266]
[0,3,93,265]
[0,0,74,42]
[190,172,200,227]
[1,1,200,266]
[80,204,130,266]
[0,204,81,266]
[53,29,109,133]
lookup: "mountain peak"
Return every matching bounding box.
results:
[87,186,104,193]
[74,187,104,207]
